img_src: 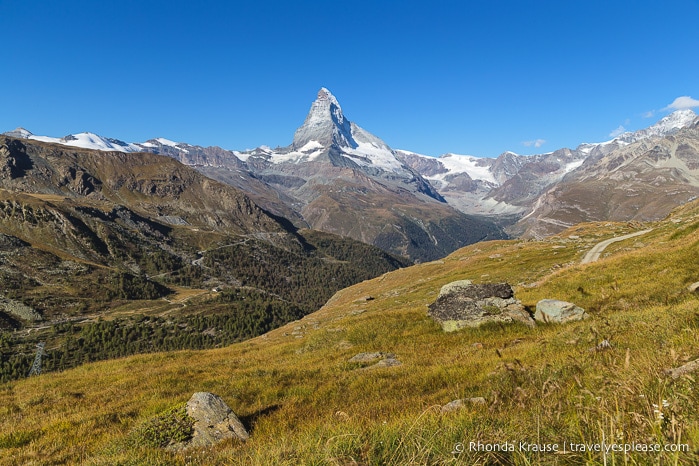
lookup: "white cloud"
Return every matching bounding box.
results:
[642,110,655,118]
[662,96,699,111]
[609,125,626,138]
[522,139,546,148]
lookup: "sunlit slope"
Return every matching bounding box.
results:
[2,202,699,465]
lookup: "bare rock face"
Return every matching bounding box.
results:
[183,392,249,448]
[427,280,534,331]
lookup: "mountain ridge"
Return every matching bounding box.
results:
[5,94,698,248]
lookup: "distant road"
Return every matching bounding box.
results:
[581,229,653,264]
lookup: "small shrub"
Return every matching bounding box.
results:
[130,403,194,448]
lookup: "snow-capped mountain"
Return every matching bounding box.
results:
[2,89,504,261]
[398,109,698,218]
[222,88,502,260]
[7,128,142,152]
[515,116,699,238]
[5,93,698,248]
[612,109,697,145]
[292,87,355,149]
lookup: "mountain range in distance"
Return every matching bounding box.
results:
[5,89,699,249]
[4,88,699,463]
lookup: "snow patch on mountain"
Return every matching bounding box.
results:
[29,132,142,152]
[154,137,180,147]
[344,141,404,172]
[3,127,33,139]
[564,159,585,173]
[438,153,497,183]
[269,140,326,163]
[396,150,497,185]
[578,110,697,153]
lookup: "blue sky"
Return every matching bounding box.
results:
[1,0,698,157]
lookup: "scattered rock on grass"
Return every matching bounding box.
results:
[687,282,699,293]
[441,397,487,412]
[369,357,402,369]
[355,296,375,302]
[534,299,588,324]
[665,358,699,379]
[171,392,248,450]
[349,352,394,363]
[427,280,534,331]
[349,352,401,369]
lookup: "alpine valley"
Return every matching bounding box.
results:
[2,89,699,464]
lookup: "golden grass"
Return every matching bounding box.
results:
[2,205,699,464]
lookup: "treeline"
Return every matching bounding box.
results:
[0,289,304,382]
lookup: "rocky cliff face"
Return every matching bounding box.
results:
[292,88,356,149]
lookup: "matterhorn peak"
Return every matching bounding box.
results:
[292,87,356,150]
[316,87,338,104]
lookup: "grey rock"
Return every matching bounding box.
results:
[441,397,487,412]
[534,299,588,324]
[369,357,402,369]
[183,392,249,448]
[350,352,401,369]
[665,358,699,379]
[687,281,699,292]
[427,281,534,331]
[156,215,190,226]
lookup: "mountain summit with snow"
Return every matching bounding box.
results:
[221,87,502,260]
[613,109,697,145]
[293,88,356,149]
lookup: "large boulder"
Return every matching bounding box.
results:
[427,280,534,331]
[534,299,588,324]
[178,392,249,449]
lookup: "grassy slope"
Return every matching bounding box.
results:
[2,204,699,465]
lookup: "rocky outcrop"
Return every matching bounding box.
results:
[427,280,534,331]
[172,392,248,449]
[0,295,41,321]
[534,299,588,324]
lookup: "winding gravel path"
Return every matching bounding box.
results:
[580,229,653,264]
